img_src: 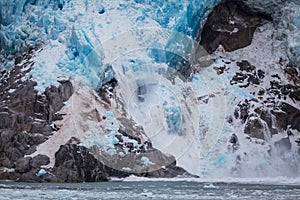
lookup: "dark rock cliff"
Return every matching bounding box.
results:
[0,50,192,182]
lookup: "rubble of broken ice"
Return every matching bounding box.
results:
[0,0,300,181]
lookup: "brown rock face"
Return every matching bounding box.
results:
[0,51,74,179]
[244,116,266,140]
[53,145,109,182]
[279,103,300,131]
[52,144,193,183]
[198,0,270,53]
[15,157,32,173]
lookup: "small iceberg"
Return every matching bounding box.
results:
[203,183,219,189]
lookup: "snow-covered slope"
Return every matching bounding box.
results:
[1,0,300,179]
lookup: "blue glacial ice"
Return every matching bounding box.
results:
[1,0,299,89]
[0,0,221,89]
[1,0,300,177]
[1,0,300,89]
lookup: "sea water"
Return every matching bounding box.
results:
[1,178,300,199]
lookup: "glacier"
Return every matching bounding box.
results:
[1,0,300,178]
[0,0,220,89]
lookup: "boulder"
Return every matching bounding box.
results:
[244,116,266,139]
[15,157,32,173]
[16,169,41,182]
[199,0,266,53]
[0,170,20,181]
[234,100,250,123]
[237,60,256,72]
[271,110,287,130]
[45,80,73,113]
[290,90,300,101]
[6,147,23,162]
[31,154,50,168]
[53,144,109,182]
[280,103,300,131]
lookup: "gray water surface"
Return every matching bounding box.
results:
[0,180,300,199]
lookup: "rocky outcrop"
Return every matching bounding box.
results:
[0,52,192,182]
[279,103,300,131]
[4,143,191,183]
[0,51,74,180]
[199,0,270,53]
[220,51,300,141]
[15,157,32,173]
[53,145,109,182]
[1,153,51,182]
[234,79,300,139]
[244,116,267,140]
[51,144,191,183]
[31,154,50,168]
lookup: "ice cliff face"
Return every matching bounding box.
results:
[0,0,300,181]
[0,0,219,89]
[239,0,300,66]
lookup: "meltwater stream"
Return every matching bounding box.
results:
[1,179,300,200]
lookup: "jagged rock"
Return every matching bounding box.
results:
[240,94,299,140]
[30,122,48,134]
[58,80,74,102]
[41,172,60,182]
[199,0,267,53]
[1,58,192,182]
[28,133,47,146]
[15,157,32,173]
[0,157,13,168]
[44,80,73,113]
[271,110,288,130]
[213,66,227,75]
[258,88,265,96]
[52,143,193,183]
[234,100,250,122]
[248,74,260,85]
[0,130,16,152]
[231,72,248,83]
[0,57,74,177]
[254,107,278,135]
[237,60,256,72]
[31,154,50,168]
[258,69,265,79]
[229,134,238,144]
[290,90,300,101]
[25,145,37,155]
[280,102,300,131]
[16,169,41,182]
[0,112,16,129]
[244,116,266,139]
[118,117,145,143]
[53,145,109,182]
[6,147,23,162]
[284,65,300,85]
[0,170,20,181]
[90,144,193,178]
[230,60,261,88]
[146,164,189,178]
